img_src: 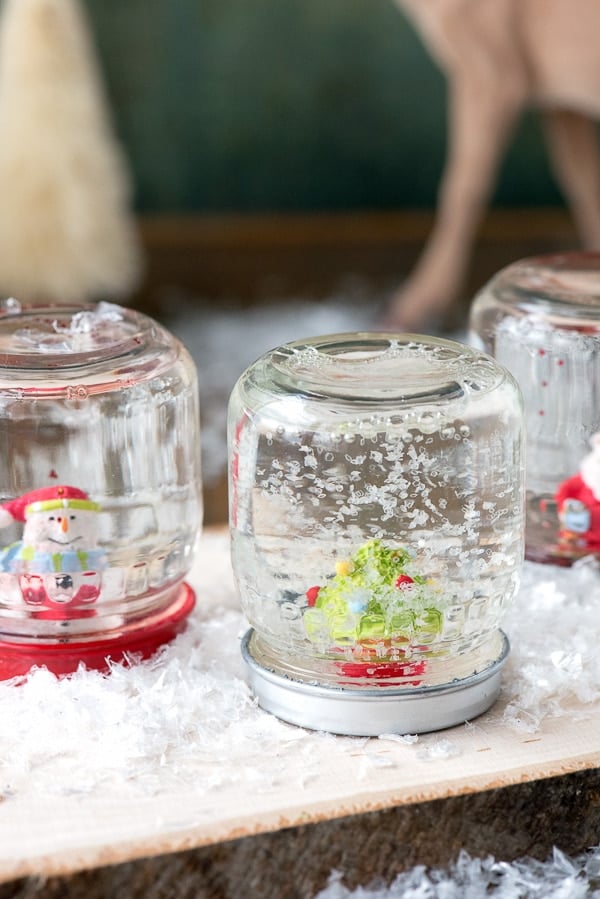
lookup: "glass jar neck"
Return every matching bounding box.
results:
[263,333,502,404]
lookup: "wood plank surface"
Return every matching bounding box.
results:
[0,528,598,898]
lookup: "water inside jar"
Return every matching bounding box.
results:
[231,335,523,687]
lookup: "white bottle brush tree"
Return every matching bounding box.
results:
[0,0,142,304]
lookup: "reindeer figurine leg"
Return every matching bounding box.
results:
[542,109,600,250]
[383,67,526,330]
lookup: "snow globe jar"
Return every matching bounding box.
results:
[470,252,600,565]
[0,302,202,677]
[229,333,524,735]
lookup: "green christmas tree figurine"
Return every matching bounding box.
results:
[303,539,444,654]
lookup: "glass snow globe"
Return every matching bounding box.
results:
[470,252,600,565]
[228,333,525,735]
[0,301,202,677]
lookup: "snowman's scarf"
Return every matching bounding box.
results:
[0,542,106,573]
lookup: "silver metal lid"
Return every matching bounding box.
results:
[241,629,510,736]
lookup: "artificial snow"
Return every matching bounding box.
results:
[316,847,600,898]
[0,541,599,799]
[416,738,462,762]
[501,555,600,732]
[378,733,419,745]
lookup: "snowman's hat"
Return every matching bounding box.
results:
[0,486,100,528]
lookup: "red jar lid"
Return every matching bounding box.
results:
[0,582,195,680]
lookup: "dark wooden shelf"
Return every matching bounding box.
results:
[132,208,579,317]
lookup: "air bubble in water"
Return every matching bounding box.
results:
[419,412,439,434]
[0,297,21,315]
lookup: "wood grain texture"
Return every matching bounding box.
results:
[1,768,599,899]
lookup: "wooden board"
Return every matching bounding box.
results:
[0,527,598,898]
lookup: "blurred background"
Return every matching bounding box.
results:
[0,0,582,521]
[85,0,575,311]
[91,0,580,527]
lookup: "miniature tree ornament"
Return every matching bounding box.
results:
[303,539,439,681]
[0,0,142,303]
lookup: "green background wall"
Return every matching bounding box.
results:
[84,0,560,213]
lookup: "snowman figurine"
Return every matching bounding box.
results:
[555,434,600,553]
[0,485,107,619]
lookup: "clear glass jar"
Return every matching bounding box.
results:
[228,333,524,709]
[0,302,202,676]
[470,252,600,564]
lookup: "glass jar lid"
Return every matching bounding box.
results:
[0,301,156,369]
[0,301,182,395]
[253,332,504,406]
[487,252,600,323]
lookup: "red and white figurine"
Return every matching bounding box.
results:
[555,434,600,553]
[0,485,107,619]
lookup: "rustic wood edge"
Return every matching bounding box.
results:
[2,766,599,899]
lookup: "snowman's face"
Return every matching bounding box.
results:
[23,507,99,553]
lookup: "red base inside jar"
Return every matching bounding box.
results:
[329,643,427,684]
[0,582,195,680]
[337,658,426,682]
[525,546,577,567]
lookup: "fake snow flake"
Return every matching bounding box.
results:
[0,603,320,798]
[316,847,596,898]
[501,557,600,729]
[416,739,461,762]
[377,733,419,745]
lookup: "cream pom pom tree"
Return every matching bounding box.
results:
[0,0,143,304]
